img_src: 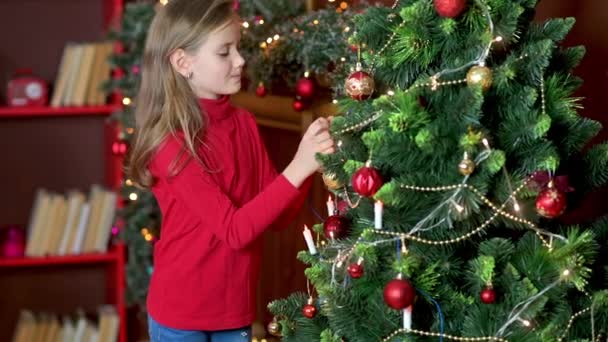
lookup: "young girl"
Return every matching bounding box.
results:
[128,0,335,341]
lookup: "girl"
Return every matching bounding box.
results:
[128,0,335,341]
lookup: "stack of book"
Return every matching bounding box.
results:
[12,306,119,342]
[50,41,115,107]
[25,185,117,257]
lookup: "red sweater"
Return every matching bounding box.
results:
[146,95,311,330]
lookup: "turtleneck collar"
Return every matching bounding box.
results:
[198,95,233,122]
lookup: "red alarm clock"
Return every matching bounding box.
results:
[7,69,48,107]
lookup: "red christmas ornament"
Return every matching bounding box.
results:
[323,214,349,240]
[347,259,364,279]
[255,82,267,97]
[433,0,467,18]
[296,77,315,98]
[535,185,567,218]
[480,286,496,304]
[112,140,129,156]
[302,298,317,319]
[383,277,415,310]
[1,225,25,258]
[293,99,305,112]
[345,70,375,101]
[351,164,384,197]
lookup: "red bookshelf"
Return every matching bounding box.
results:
[0,243,124,268]
[0,105,119,118]
[0,0,127,341]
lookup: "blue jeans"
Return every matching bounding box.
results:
[148,314,252,342]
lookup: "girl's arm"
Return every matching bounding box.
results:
[153,136,303,250]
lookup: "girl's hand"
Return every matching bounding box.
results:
[283,117,335,187]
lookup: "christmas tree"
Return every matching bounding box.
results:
[268,0,608,340]
[106,0,361,307]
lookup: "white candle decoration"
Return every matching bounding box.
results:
[403,305,412,330]
[303,225,318,255]
[374,200,383,229]
[327,195,336,217]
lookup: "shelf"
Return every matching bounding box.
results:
[0,105,120,118]
[0,244,124,268]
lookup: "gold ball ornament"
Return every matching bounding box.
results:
[323,172,343,190]
[466,65,493,91]
[345,70,375,101]
[458,157,476,176]
[267,318,281,336]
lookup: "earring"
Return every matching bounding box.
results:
[187,71,193,80]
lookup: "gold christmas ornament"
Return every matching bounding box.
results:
[323,172,343,190]
[458,152,476,176]
[267,317,281,336]
[466,65,493,91]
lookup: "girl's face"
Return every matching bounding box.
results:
[187,16,245,99]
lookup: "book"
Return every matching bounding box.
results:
[94,191,117,253]
[50,43,76,107]
[71,203,91,254]
[25,189,49,257]
[11,310,35,342]
[58,191,86,256]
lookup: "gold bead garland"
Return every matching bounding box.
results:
[381,328,508,342]
[556,307,591,342]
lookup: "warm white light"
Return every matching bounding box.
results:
[332,99,338,104]
[159,0,168,5]
[387,90,395,96]
[266,37,273,44]
[122,97,132,106]
[482,138,490,149]
[313,19,320,25]
[129,193,138,201]
[273,34,280,40]
[242,22,250,29]
[522,319,531,327]
[344,26,351,32]
[340,57,346,62]
[563,269,571,277]
[494,36,504,42]
[258,19,265,25]
[513,201,521,212]
[304,71,310,78]
[125,179,133,186]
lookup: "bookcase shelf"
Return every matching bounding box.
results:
[0,105,119,118]
[0,243,124,268]
[0,0,126,341]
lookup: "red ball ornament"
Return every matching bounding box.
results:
[302,298,317,319]
[351,164,384,197]
[383,277,415,310]
[347,261,364,279]
[293,99,305,112]
[296,77,315,98]
[345,70,375,101]
[535,186,567,218]
[323,214,349,240]
[255,83,267,97]
[480,286,496,304]
[112,140,128,156]
[433,0,467,18]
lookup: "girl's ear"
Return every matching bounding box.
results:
[169,48,192,78]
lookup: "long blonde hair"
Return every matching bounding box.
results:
[128,0,234,188]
